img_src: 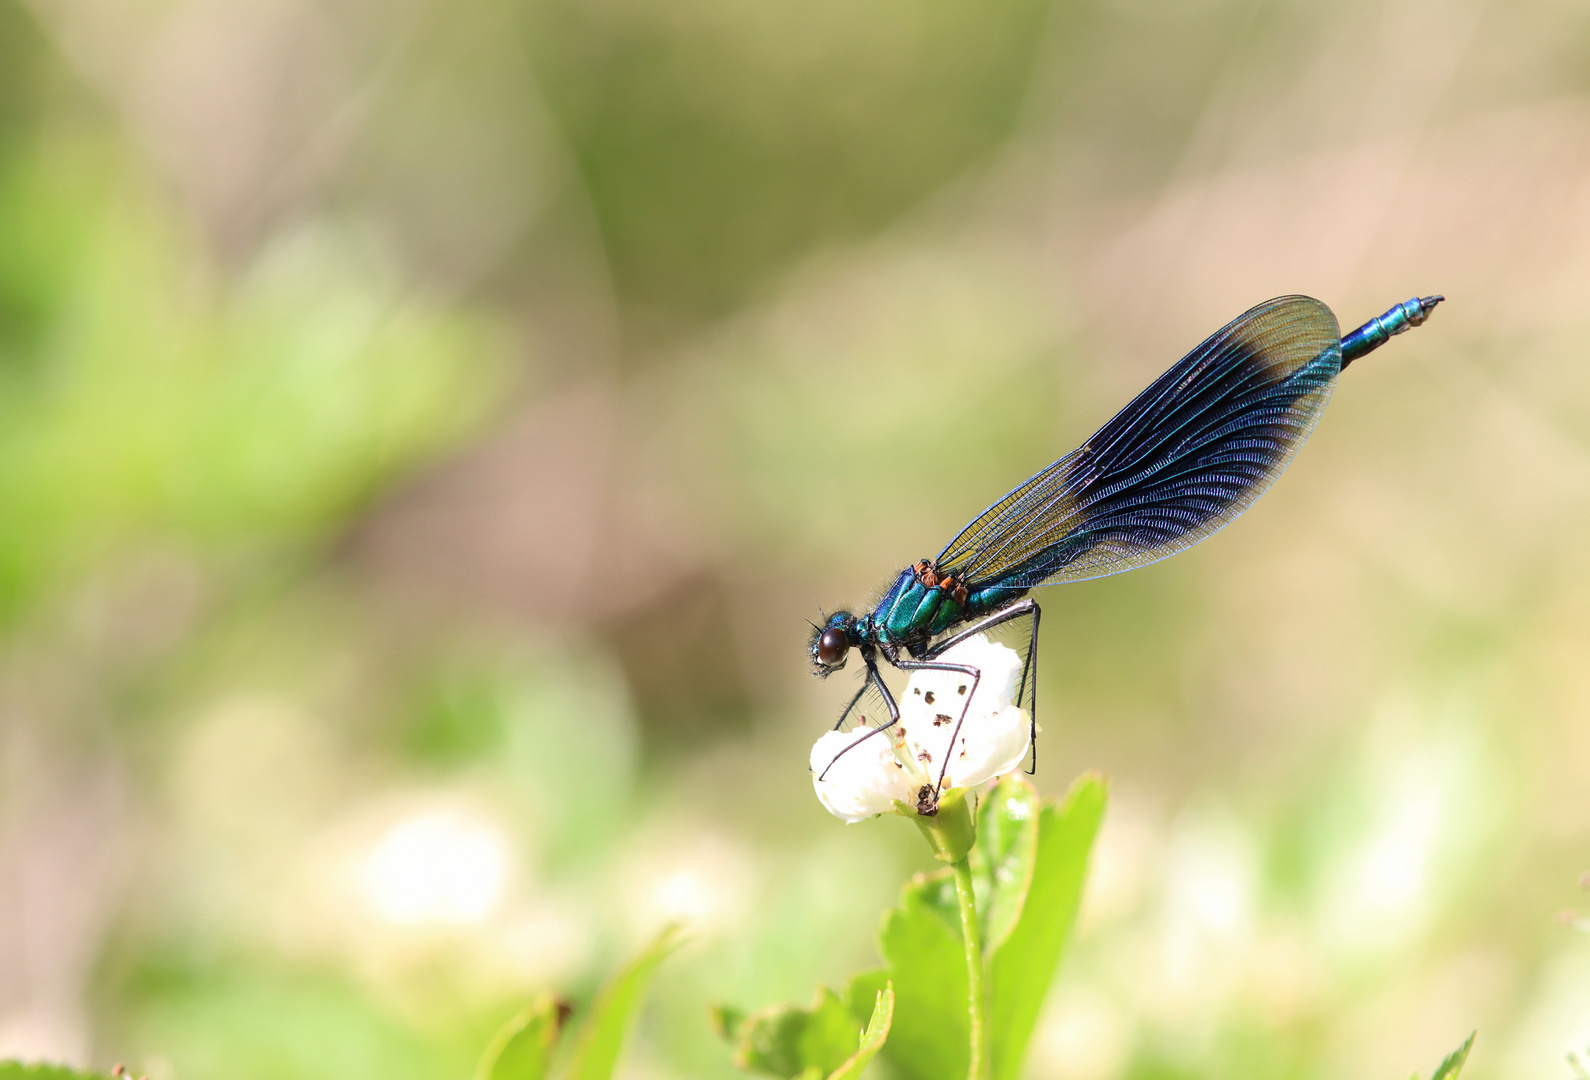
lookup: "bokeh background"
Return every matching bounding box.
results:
[2,0,1589,1077]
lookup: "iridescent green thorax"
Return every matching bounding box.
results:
[865,562,1028,655]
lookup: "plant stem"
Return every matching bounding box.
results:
[950,854,988,1080]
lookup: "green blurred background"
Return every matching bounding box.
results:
[1,0,1588,1077]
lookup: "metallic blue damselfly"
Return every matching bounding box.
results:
[810,294,1442,811]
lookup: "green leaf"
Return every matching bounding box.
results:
[475,993,569,1080]
[564,924,684,1080]
[826,984,894,1080]
[987,772,1107,1080]
[725,987,864,1079]
[969,773,1041,953]
[843,969,889,1026]
[711,1004,748,1043]
[0,1067,109,1080]
[1430,1032,1475,1080]
[870,869,969,1080]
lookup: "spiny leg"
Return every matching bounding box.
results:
[1022,604,1039,774]
[923,598,1041,774]
[834,678,871,731]
[923,598,1039,659]
[816,660,902,782]
[892,657,981,795]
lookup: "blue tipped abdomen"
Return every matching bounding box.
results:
[1341,295,1443,367]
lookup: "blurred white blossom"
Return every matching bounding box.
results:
[359,808,510,925]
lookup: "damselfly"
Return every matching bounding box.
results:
[810,294,1442,808]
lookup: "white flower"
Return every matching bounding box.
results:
[898,634,1031,791]
[810,634,1033,822]
[810,724,914,822]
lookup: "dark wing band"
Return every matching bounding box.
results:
[936,296,1341,588]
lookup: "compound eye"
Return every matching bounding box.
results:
[817,628,848,666]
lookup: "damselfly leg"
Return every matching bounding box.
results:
[816,653,985,801]
[816,659,900,781]
[892,656,983,794]
[819,600,1041,786]
[924,598,1041,773]
[833,679,870,731]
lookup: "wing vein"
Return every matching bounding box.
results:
[936,296,1341,590]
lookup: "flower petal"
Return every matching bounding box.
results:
[810,726,914,823]
[898,634,1028,788]
[944,704,1031,789]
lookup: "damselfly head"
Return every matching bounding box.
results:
[809,611,856,676]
